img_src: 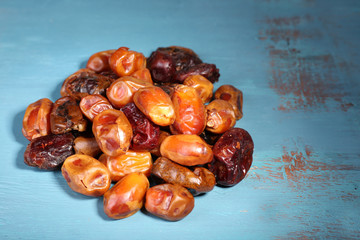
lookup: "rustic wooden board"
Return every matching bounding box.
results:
[1,0,359,239]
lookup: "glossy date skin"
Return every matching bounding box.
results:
[109,47,146,77]
[73,136,102,158]
[214,84,243,120]
[24,133,74,170]
[205,99,236,134]
[145,183,194,221]
[152,157,216,195]
[60,69,112,101]
[22,98,53,141]
[121,103,160,151]
[79,94,113,121]
[61,154,111,197]
[183,75,214,103]
[50,96,88,134]
[103,172,149,219]
[86,49,116,73]
[92,109,133,157]
[209,128,254,186]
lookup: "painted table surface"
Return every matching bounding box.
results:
[0,0,359,239]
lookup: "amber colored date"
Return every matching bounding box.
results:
[79,94,113,121]
[209,128,254,186]
[152,157,216,195]
[131,68,153,84]
[106,76,152,109]
[133,86,175,126]
[109,47,146,77]
[205,99,236,134]
[103,172,149,219]
[170,84,206,135]
[22,98,53,141]
[73,136,102,158]
[145,183,194,221]
[99,150,152,182]
[60,69,112,101]
[92,109,133,157]
[24,133,74,170]
[214,84,243,120]
[50,96,88,134]
[183,75,214,103]
[160,134,213,166]
[86,49,116,73]
[61,154,111,197]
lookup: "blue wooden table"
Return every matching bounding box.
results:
[1,0,359,239]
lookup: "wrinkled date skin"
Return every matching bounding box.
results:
[170,84,206,135]
[24,133,74,170]
[160,134,213,166]
[131,68,153,84]
[145,183,194,221]
[152,157,216,195]
[147,46,220,84]
[106,76,152,109]
[214,84,243,120]
[61,154,111,197]
[60,69,112,101]
[50,96,88,134]
[86,49,116,73]
[109,47,146,77]
[121,103,160,151]
[79,94,113,121]
[103,172,149,219]
[92,109,133,157]
[74,136,102,158]
[133,86,175,126]
[205,99,236,134]
[99,150,152,182]
[22,98,53,141]
[150,130,170,157]
[183,75,214,103]
[209,128,254,186]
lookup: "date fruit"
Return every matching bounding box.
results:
[109,47,146,77]
[160,134,213,166]
[173,63,220,83]
[205,99,236,134]
[131,68,153,84]
[22,98,53,141]
[133,86,175,126]
[209,128,254,186]
[145,183,194,221]
[61,154,111,197]
[86,49,116,73]
[183,75,214,103]
[214,84,243,120]
[152,157,216,195]
[60,69,112,101]
[74,136,102,158]
[79,94,113,121]
[103,172,149,219]
[50,96,88,134]
[99,150,152,182]
[121,103,160,151]
[24,133,74,170]
[92,109,133,157]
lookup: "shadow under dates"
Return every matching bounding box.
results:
[13,109,31,170]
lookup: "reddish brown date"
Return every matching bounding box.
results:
[24,133,75,170]
[160,134,213,166]
[120,103,160,151]
[79,94,113,121]
[152,157,216,195]
[109,47,146,77]
[205,99,236,134]
[209,128,254,186]
[86,49,116,73]
[103,172,149,219]
[92,109,133,157]
[50,96,87,134]
[214,84,243,120]
[60,69,112,101]
[22,98,53,141]
[170,84,206,135]
[145,183,194,221]
[61,154,111,197]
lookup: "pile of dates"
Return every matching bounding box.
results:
[22,46,254,221]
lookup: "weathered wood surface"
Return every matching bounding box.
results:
[0,0,359,239]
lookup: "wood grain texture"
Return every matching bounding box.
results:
[0,0,359,239]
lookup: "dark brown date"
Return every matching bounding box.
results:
[121,103,160,151]
[24,133,75,170]
[60,69,112,101]
[173,63,220,83]
[50,96,88,134]
[209,128,254,186]
[152,157,216,195]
